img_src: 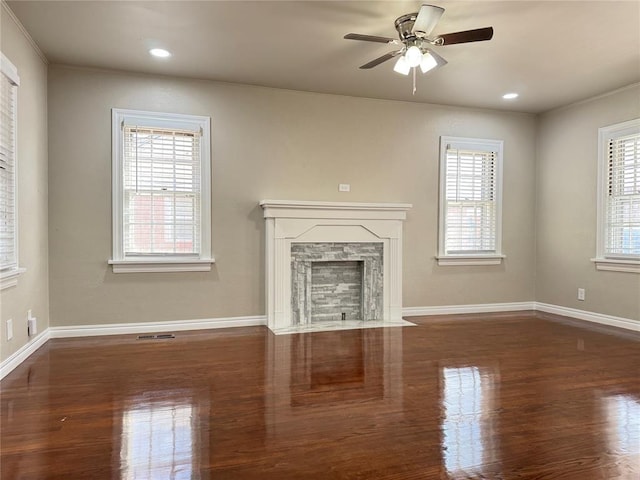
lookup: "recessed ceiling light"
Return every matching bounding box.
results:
[149,48,171,58]
[502,93,519,100]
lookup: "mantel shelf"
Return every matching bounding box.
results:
[260,199,412,210]
[260,200,413,221]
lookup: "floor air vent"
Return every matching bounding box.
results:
[137,334,176,340]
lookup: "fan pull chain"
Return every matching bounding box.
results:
[412,67,417,95]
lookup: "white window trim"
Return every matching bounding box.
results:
[437,136,504,266]
[435,255,505,266]
[0,267,26,290]
[110,109,214,273]
[593,118,640,274]
[0,53,24,290]
[108,259,213,274]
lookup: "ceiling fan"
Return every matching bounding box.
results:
[344,4,493,83]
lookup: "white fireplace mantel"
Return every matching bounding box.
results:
[260,200,412,333]
[261,200,413,218]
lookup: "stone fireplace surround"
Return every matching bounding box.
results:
[260,200,413,334]
[291,242,383,324]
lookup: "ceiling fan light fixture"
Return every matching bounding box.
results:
[393,56,411,75]
[345,4,494,89]
[420,51,438,73]
[405,45,423,67]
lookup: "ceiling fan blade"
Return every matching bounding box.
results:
[437,27,494,45]
[359,51,402,69]
[412,4,445,36]
[344,33,396,44]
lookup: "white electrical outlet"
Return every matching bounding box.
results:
[338,184,350,192]
[577,288,585,301]
[6,319,13,340]
[27,310,37,337]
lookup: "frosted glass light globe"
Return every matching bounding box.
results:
[420,52,438,73]
[405,46,423,67]
[393,56,411,75]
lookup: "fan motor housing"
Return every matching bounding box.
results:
[394,13,419,41]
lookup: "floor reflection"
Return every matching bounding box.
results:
[603,394,640,475]
[289,329,384,406]
[120,394,197,480]
[265,327,404,437]
[442,366,498,478]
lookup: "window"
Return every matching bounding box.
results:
[110,109,212,273]
[437,137,504,266]
[0,53,24,289]
[594,119,640,273]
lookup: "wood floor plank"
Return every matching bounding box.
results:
[1,313,639,479]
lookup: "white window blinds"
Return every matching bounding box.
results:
[0,57,19,271]
[605,130,640,257]
[122,125,202,257]
[441,140,501,255]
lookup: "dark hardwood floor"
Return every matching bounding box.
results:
[1,312,639,479]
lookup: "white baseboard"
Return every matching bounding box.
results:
[49,315,267,338]
[3,304,637,381]
[402,301,638,332]
[1,315,266,379]
[402,302,535,317]
[534,302,639,332]
[0,329,50,380]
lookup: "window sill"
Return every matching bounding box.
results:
[436,255,505,266]
[108,258,215,273]
[0,267,26,290]
[591,258,640,274]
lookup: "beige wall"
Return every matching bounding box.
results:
[0,6,49,362]
[536,85,640,321]
[47,65,537,327]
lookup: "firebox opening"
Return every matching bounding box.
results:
[310,260,364,323]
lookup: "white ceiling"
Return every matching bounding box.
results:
[6,0,640,113]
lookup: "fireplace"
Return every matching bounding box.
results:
[260,200,413,334]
